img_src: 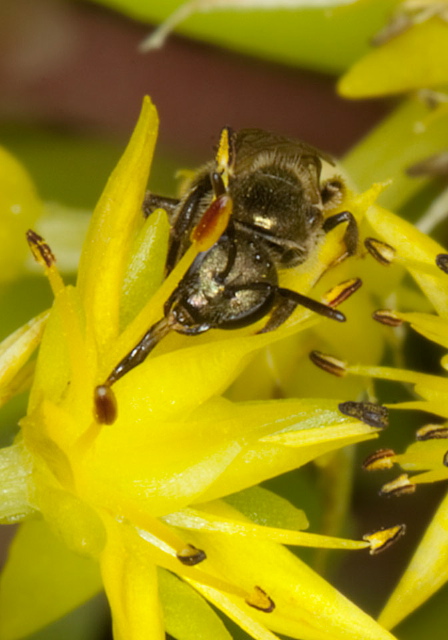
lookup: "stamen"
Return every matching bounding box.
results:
[416,423,448,440]
[324,278,362,307]
[338,401,389,429]
[363,448,396,471]
[363,525,406,555]
[436,253,448,274]
[26,229,65,296]
[379,474,416,497]
[176,544,207,566]
[94,384,118,425]
[372,309,403,327]
[245,586,275,613]
[364,237,396,265]
[309,351,347,377]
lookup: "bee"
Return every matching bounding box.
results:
[94,128,359,423]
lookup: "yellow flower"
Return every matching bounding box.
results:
[312,202,448,631]
[0,97,399,640]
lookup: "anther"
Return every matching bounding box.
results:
[245,586,275,613]
[94,384,118,425]
[324,278,362,308]
[436,254,448,274]
[379,474,416,497]
[26,229,56,268]
[363,524,406,555]
[443,451,448,467]
[309,351,347,377]
[364,237,396,265]
[362,448,396,471]
[176,544,207,566]
[339,401,389,430]
[416,423,448,441]
[372,309,403,327]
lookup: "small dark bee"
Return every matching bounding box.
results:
[95,128,359,422]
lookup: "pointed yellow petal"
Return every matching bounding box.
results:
[100,519,165,640]
[379,489,448,630]
[164,506,368,550]
[0,312,48,393]
[0,518,101,640]
[77,97,159,352]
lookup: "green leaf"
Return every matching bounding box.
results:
[224,485,309,530]
[87,0,398,74]
[158,569,232,640]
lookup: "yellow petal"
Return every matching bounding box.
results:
[339,17,448,98]
[100,518,164,640]
[77,97,159,352]
[0,518,101,640]
[164,505,368,550]
[379,489,448,630]
[198,398,378,502]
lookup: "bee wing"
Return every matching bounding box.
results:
[234,128,335,171]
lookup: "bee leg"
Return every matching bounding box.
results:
[259,287,345,334]
[94,317,172,424]
[166,173,213,274]
[215,223,238,283]
[103,316,172,387]
[143,193,180,220]
[322,210,358,259]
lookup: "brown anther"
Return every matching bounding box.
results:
[363,524,406,555]
[362,448,396,471]
[372,309,403,327]
[443,451,448,467]
[416,423,448,441]
[379,474,416,498]
[176,544,207,566]
[309,351,347,377]
[26,229,56,268]
[339,401,389,430]
[436,254,448,274]
[191,193,232,251]
[364,237,396,266]
[94,384,118,425]
[245,586,275,613]
[324,278,362,308]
